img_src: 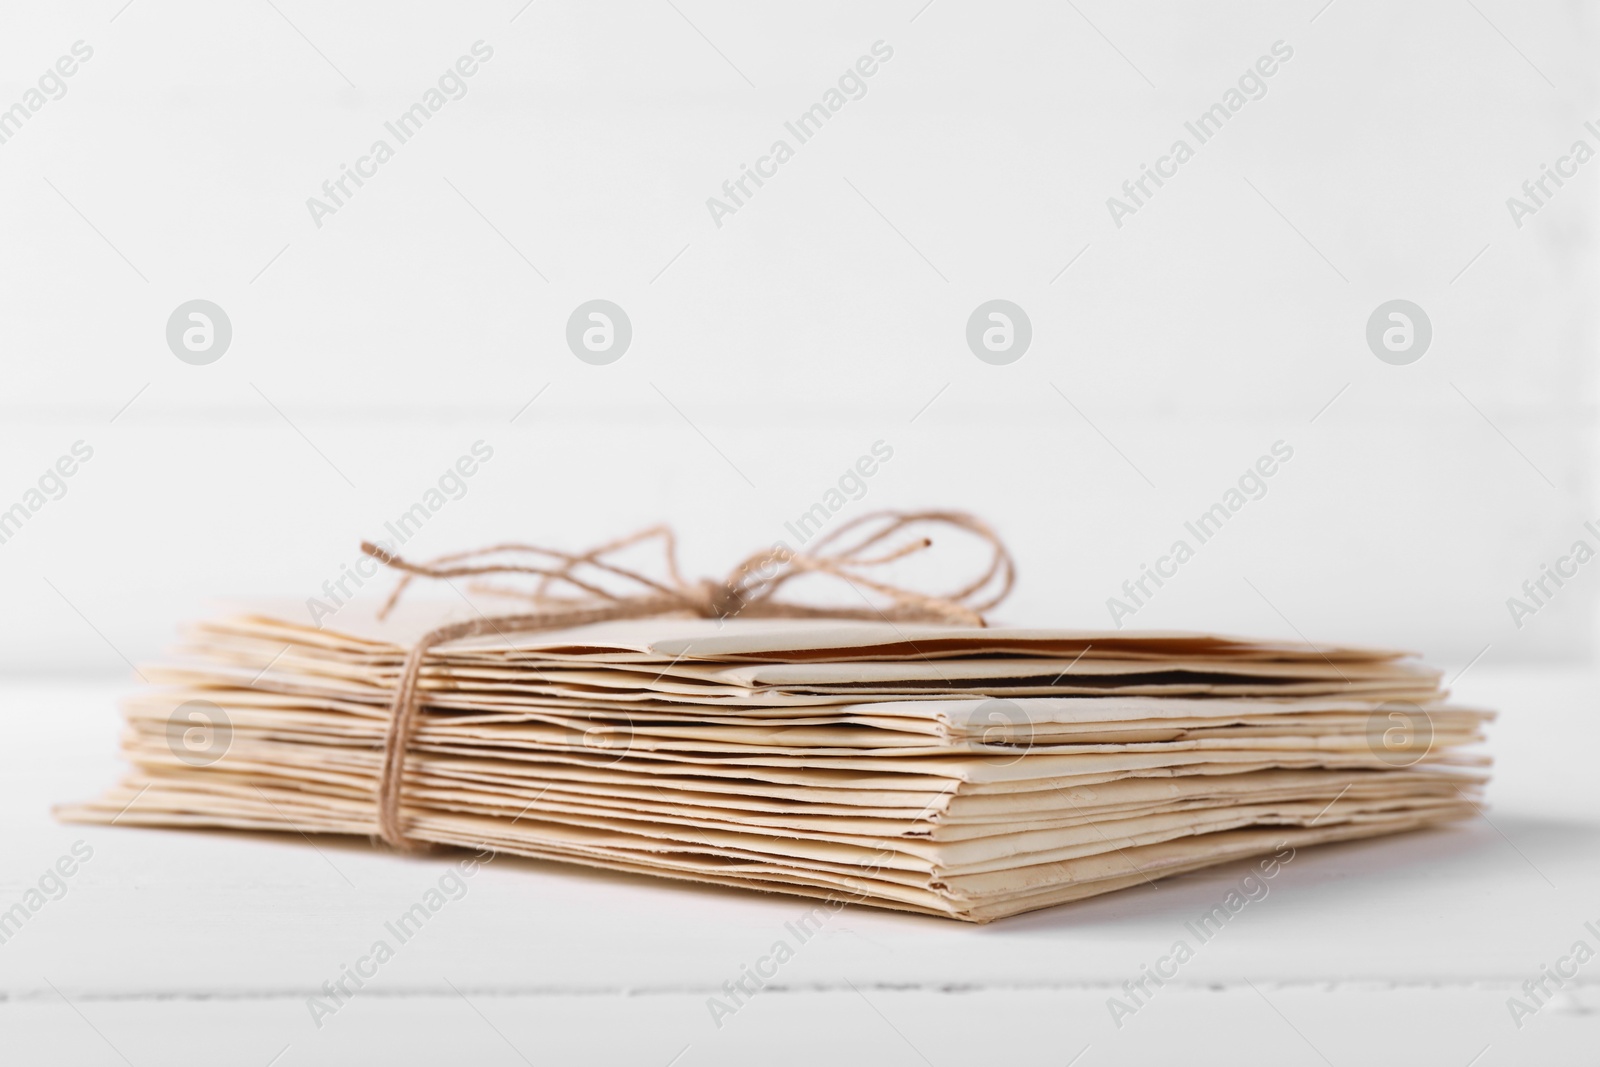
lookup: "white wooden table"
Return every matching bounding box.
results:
[3,667,1596,1066]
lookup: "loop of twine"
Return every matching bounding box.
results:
[357,510,1014,850]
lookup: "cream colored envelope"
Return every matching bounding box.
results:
[61,612,1489,922]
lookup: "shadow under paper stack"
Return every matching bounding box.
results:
[60,614,1492,922]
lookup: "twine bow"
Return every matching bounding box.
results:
[358,509,1014,850]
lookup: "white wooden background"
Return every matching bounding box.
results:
[1,2,1598,1062]
[5,667,1598,1065]
[0,0,1594,672]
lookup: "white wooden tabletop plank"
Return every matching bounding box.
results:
[3,986,1596,1067]
[2,668,1596,1061]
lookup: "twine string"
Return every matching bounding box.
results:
[357,509,1013,849]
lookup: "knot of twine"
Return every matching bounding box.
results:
[358,509,1014,850]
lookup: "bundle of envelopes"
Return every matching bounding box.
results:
[62,607,1492,922]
